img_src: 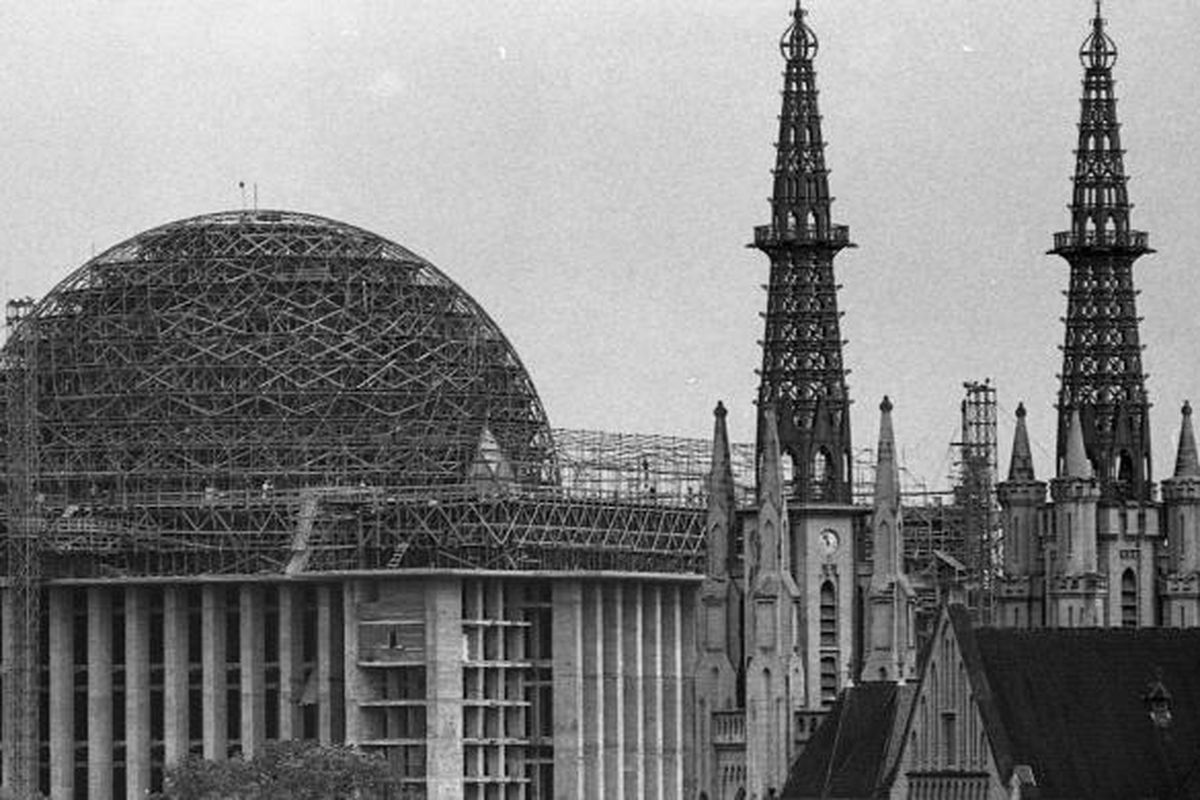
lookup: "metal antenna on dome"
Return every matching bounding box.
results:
[239,181,247,210]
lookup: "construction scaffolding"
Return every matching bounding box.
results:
[951,380,1000,623]
[0,210,771,586]
[2,298,41,797]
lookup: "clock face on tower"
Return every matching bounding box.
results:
[819,529,840,557]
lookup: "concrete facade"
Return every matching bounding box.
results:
[6,575,696,799]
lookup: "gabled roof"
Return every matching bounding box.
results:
[781,682,916,799]
[957,614,1200,799]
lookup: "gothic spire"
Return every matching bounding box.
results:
[1174,401,1200,479]
[874,396,899,512]
[1007,402,1037,482]
[1051,5,1153,500]
[706,401,737,578]
[753,0,854,505]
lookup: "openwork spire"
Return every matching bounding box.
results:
[752,1,854,504]
[1052,1,1147,252]
[1051,5,1153,501]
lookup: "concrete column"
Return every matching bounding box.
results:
[582,583,602,797]
[125,587,152,799]
[553,580,585,800]
[87,587,113,800]
[48,587,75,800]
[342,581,363,745]
[623,584,645,800]
[163,586,190,765]
[677,584,697,800]
[1,588,13,790]
[664,585,681,800]
[426,578,463,800]
[609,583,625,799]
[277,585,302,739]
[240,585,266,755]
[643,584,663,799]
[316,586,335,743]
[202,584,228,760]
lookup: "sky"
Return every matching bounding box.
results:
[1,1,1198,493]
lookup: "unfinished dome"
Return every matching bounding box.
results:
[7,210,557,503]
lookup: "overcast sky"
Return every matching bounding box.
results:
[1,1,1198,492]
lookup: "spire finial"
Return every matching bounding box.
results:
[1080,0,1117,70]
[780,0,818,61]
[1174,401,1200,478]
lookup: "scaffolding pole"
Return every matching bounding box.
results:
[3,297,41,798]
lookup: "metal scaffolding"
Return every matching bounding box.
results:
[0,210,763,585]
[952,380,999,622]
[2,297,41,797]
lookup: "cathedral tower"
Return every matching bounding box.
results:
[996,403,1048,628]
[747,0,859,723]
[752,0,854,504]
[1048,3,1158,627]
[740,3,861,792]
[1051,3,1153,501]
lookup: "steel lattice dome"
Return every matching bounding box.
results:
[7,210,557,504]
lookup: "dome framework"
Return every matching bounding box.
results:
[1,210,711,580]
[10,210,557,501]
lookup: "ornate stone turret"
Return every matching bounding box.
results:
[752,0,854,505]
[863,397,916,682]
[1162,402,1200,626]
[1048,409,1103,627]
[745,404,802,798]
[695,402,743,795]
[1050,2,1154,504]
[996,403,1048,628]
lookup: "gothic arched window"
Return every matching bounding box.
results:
[1121,569,1138,627]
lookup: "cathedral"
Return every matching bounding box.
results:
[694,2,1200,798]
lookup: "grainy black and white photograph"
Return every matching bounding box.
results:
[2,1,1199,798]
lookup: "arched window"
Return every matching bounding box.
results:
[1117,451,1134,485]
[1121,569,1138,627]
[819,657,837,707]
[780,452,795,495]
[877,521,892,570]
[819,581,837,647]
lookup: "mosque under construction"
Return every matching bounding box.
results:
[3,2,1200,800]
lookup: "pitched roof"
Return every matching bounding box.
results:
[781,682,915,799]
[964,622,1200,799]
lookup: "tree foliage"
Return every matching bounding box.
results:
[161,740,390,800]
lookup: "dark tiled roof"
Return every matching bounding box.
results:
[969,625,1200,799]
[781,682,912,799]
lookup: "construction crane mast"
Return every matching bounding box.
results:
[3,297,41,797]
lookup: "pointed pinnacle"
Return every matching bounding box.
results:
[1063,408,1093,479]
[1008,402,1037,482]
[1174,401,1200,478]
[874,396,899,510]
